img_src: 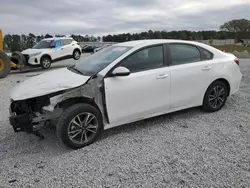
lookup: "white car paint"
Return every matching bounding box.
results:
[10,39,242,131]
[10,68,90,101]
[21,37,81,66]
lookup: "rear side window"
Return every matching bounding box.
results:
[63,39,73,45]
[169,44,201,65]
[200,48,214,60]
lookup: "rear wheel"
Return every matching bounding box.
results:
[0,51,11,78]
[40,56,51,69]
[202,81,228,112]
[57,103,103,149]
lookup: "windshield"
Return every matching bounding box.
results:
[32,40,54,49]
[73,46,132,76]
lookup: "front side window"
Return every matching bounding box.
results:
[32,40,55,49]
[73,46,132,76]
[120,45,164,73]
[169,44,201,65]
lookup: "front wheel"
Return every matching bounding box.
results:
[40,56,51,69]
[57,103,103,149]
[202,81,228,112]
[73,49,81,60]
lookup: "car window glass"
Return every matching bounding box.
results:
[62,39,72,45]
[201,48,213,60]
[51,40,61,47]
[120,45,164,73]
[169,44,201,65]
[74,46,132,76]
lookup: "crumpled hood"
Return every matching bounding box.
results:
[10,68,90,101]
[22,48,50,54]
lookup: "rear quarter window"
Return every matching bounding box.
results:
[200,47,214,60]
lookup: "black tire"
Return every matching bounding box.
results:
[0,51,11,79]
[73,49,81,60]
[40,56,51,69]
[202,81,228,112]
[57,103,103,149]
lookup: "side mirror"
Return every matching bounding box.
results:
[111,66,130,77]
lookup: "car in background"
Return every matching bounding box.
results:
[81,45,97,53]
[9,39,242,149]
[21,37,81,69]
[93,44,112,53]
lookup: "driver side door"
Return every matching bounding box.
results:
[104,45,171,126]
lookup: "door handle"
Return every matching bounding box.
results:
[156,74,168,79]
[202,66,211,71]
[61,48,64,50]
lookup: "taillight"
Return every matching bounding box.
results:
[234,58,239,65]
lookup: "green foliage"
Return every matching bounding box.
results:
[102,30,245,42]
[220,19,250,32]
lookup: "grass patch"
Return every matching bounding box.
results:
[213,45,250,52]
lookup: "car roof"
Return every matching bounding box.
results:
[113,39,205,47]
[113,39,225,56]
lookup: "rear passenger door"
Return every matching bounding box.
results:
[167,43,215,109]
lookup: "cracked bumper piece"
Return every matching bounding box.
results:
[9,113,32,132]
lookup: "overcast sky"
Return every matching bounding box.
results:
[1,0,250,36]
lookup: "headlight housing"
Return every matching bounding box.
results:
[30,52,42,57]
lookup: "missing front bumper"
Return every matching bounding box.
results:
[9,113,33,132]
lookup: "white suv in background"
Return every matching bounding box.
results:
[21,37,82,69]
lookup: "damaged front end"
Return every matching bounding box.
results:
[9,93,63,137]
[9,74,107,138]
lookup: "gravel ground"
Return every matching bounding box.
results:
[0,57,250,188]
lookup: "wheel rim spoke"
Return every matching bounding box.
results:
[218,97,224,104]
[209,94,216,101]
[76,115,83,127]
[88,124,97,129]
[86,128,96,134]
[72,119,82,128]
[84,132,88,142]
[69,129,81,134]
[218,88,225,96]
[70,131,81,139]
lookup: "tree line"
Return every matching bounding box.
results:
[3,33,101,52]
[3,19,250,52]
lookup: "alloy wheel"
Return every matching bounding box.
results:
[68,112,98,144]
[208,86,226,109]
[74,51,80,59]
[42,59,50,68]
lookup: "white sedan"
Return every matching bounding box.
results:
[9,39,242,149]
